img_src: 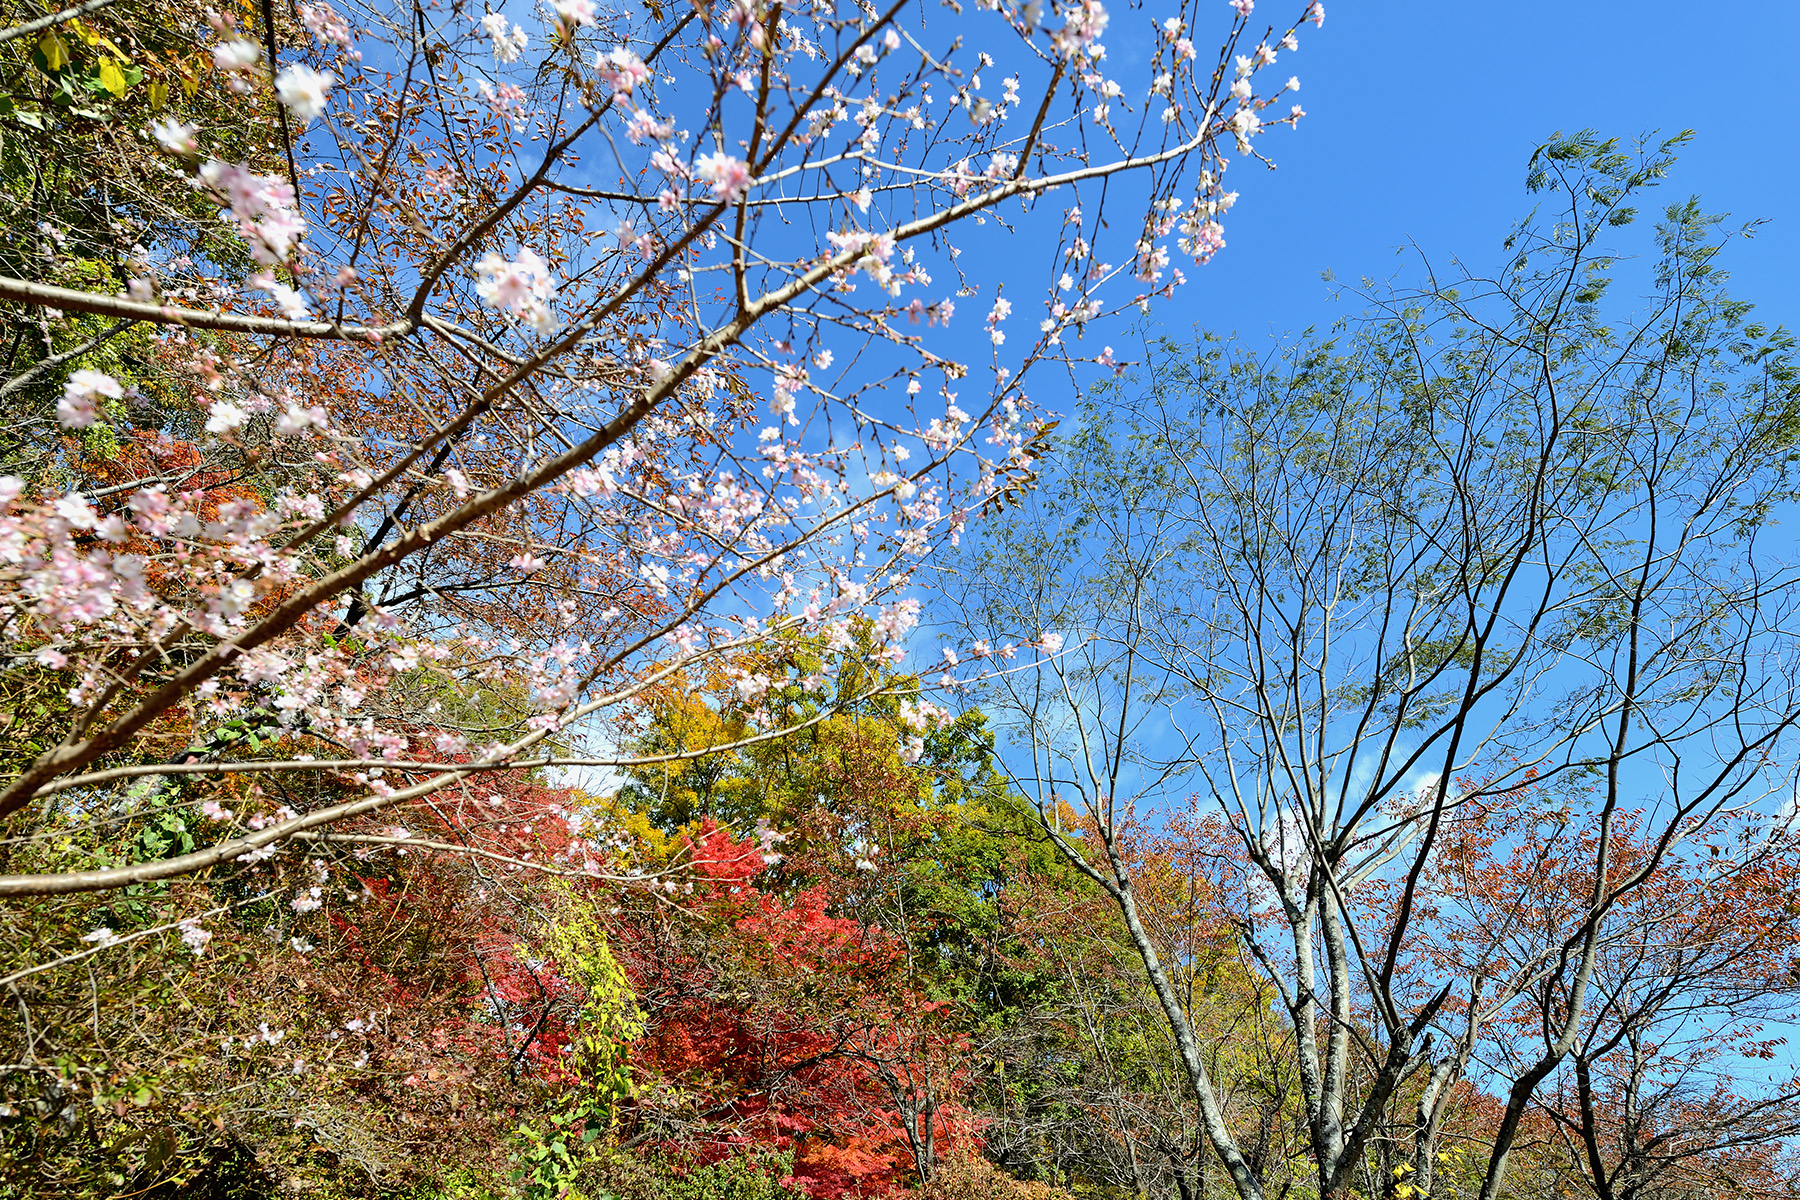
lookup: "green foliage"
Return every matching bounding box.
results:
[567,1145,807,1200]
[470,1135,806,1200]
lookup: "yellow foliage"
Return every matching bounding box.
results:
[537,880,644,1108]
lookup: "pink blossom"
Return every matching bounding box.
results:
[276,402,328,434]
[211,577,258,619]
[478,80,530,123]
[298,2,353,48]
[1229,106,1263,153]
[178,919,214,956]
[475,247,557,332]
[551,0,595,27]
[771,362,807,423]
[59,369,121,429]
[1050,0,1109,57]
[199,160,306,264]
[985,296,1012,345]
[237,647,293,684]
[151,117,198,156]
[597,47,651,95]
[695,151,751,202]
[625,108,674,143]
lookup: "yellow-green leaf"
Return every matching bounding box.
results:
[147,80,167,110]
[96,56,127,96]
[38,31,70,73]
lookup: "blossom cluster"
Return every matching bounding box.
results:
[475,248,557,333]
[198,160,307,265]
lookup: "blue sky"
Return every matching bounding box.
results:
[1142,0,1800,341]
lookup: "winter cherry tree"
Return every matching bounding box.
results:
[0,0,1323,916]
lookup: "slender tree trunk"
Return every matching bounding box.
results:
[1102,863,1266,1200]
[1410,1055,1458,1199]
[1574,1054,1618,1200]
[1317,888,1353,1192]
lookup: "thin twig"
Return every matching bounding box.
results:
[0,0,122,46]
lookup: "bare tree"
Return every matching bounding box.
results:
[944,130,1800,1200]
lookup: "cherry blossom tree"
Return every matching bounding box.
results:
[0,0,1324,924]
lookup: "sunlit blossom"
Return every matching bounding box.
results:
[275,63,336,124]
[481,12,528,60]
[211,39,260,70]
[59,369,121,429]
[475,247,557,332]
[695,151,752,201]
[150,117,199,156]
